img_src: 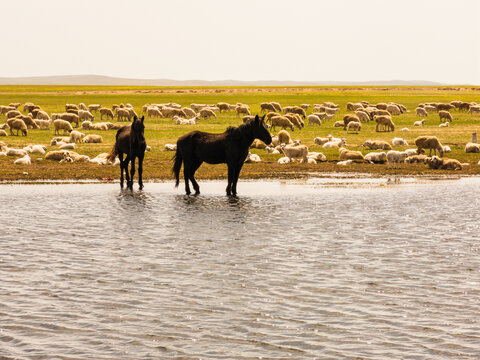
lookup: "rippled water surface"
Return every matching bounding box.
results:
[1,178,480,359]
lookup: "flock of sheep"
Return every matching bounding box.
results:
[1,97,479,172]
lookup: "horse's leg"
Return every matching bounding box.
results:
[190,159,202,195]
[226,164,234,196]
[119,152,125,188]
[129,155,136,190]
[124,155,131,188]
[183,164,191,195]
[231,162,244,196]
[137,153,144,190]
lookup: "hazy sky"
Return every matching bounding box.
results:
[3,0,480,83]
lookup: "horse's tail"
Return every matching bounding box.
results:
[172,148,182,188]
[106,143,117,163]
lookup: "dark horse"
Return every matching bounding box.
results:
[107,115,146,190]
[173,114,271,196]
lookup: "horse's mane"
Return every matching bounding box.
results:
[225,120,254,140]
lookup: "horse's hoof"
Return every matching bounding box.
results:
[194,191,200,196]
[139,184,144,190]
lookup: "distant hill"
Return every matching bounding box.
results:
[0,74,444,86]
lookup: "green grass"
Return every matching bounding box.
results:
[1,85,480,182]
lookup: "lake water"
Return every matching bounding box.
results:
[1,178,479,359]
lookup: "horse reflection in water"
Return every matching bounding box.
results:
[173,115,271,196]
[107,115,146,190]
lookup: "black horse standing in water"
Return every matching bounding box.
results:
[173,114,272,196]
[107,115,146,190]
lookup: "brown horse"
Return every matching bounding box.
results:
[173,114,271,196]
[107,115,146,190]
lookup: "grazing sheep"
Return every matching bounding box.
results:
[314,135,333,145]
[265,112,281,122]
[416,107,428,117]
[346,121,362,133]
[339,147,364,161]
[386,150,408,169]
[23,103,37,113]
[374,115,395,132]
[82,134,103,143]
[88,104,102,113]
[414,119,426,126]
[34,119,51,129]
[78,110,95,122]
[277,130,292,145]
[5,110,22,121]
[57,113,80,127]
[386,104,401,115]
[439,122,450,127]
[284,113,303,129]
[15,114,39,129]
[362,140,392,150]
[270,102,282,112]
[6,119,28,136]
[437,103,455,111]
[236,105,250,117]
[365,151,387,164]
[35,110,50,120]
[465,142,480,153]
[59,143,76,150]
[66,108,79,115]
[355,111,370,122]
[468,105,480,114]
[307,114,321,126]
[116,108,132,122]
[1,146,28,157]
[9,103,21,109]
[14,154,31,165]
[242,115,256,123]
[199,108,217,119]
[216,102,231,112]
[405,154,429,163]
[99,107,114,121]
[376,103,388,110]
[145,107,162,119]
[260,102,277,113]
[65,104,79,111]
[426,156,462,170]
[181,107,196,118]
[392,137,408,146]
[281,143,308,162]
[343,114,360,130]
[244,152,262,163]
[69,130,85,143]
[164,144,177,151]
[438,110,453,122]
[270,116,294,131]
[424,105,437,113]
[333,120,344,127]
[415,136,444,156]
[53,120,73,135]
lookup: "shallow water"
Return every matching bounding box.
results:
[1,178,479,359]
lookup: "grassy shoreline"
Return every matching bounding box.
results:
[1,85,479,182]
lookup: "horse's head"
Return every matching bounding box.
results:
[253,115,272,145]
[132,115,145,142]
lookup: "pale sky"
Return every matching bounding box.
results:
[2,0,480,84]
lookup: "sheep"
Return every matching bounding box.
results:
[250,139,268,149]
[1,146,28,157]
[199,108,217,119]
[23,144,46,154]
[443,145,451,153]
[59,143,76,150]
[468,105,480,114]
[339,147,364,161]
[307,152,327,162]
[287,106,307,119]
[6,119,28,136]
[182,107,196,118]
[145,107,162,119]
[23,103,37,113]
[81,121,93,129]
[333,120,344,127]
[278,156,292,164]
[424,105,437,113]
[0,130,7,136]
[91,122,108,131]
[370,109,391,118]
[438,110,453,123]
[57,113,80,127]
[98,107,114,121]
[105,122,122,130]
[323,138,346,148]
[343,114,360,130]
[65,104,79,111]
[5,110,22,121]
[50,136,71,146]
[270,102,282,112]
[78,110,95,122]
[216,102,231,112]
[465,142,480,153]
[270,116,294,132]
[346,121,362,133]
[414,119,426,127]
[337,160,353,166]
[404,148,420,157]
[426,156,462,170]
[116,108,132,122]
[355,111,370,123]
[277,130,292,145]
[244,152,262,163]
[264,146,280,154]
[437,103,455,111]
[45,150,70,161]
[386,150,409,169]
[365,151,387,164]
[53,119,73,135]
[235,105,250,117]
[281,143,308,162]
[307,114,322,126]
[66,108,79,115]
[300,104,311,111]
[437,121,450,128]
[374,115,395,132]
[88,104,102,113]
[284,113,303,129]
[242,115,256,123]
[9,103,21,109]
[362,140,391,150]
[392,137,408,146]
[14,154,31,165]
[405,154,430,163]
[82,134,103,143]
[416,107,428,117]
[174,115,199,125]
[386,104,401,115]
[312,112,328,120]
[34,119,51,129]
[15,114,39,129]
[164,144,177,151]
[69,130,85,143]
[415,136,444,156]
[35,110,50,121]
[401,128,409,132]
[265,112,281,122]
[314,135,333,145]
[260,102,277,113]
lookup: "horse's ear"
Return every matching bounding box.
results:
[261,115,266,123]
[254,114,260,122]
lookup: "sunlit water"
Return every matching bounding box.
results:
[1,178,479,359]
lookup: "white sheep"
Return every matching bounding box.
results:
[244,152,261,163]
[404,148,419,157]
[82,134,103,143]
[400,128,409,131]
[164,144,177,151]
[34,119,52,129]
[322,138,346,148]
[81,121,93,129]
[314,135,333,145]
[264,146,280,154]
[307,114,322,126]
[281,143,308,162]
[414,119,426,127]
[69,130,85,143]
[386,150,409,169]
[53,119,73,135]
[465,143,480,153]
[1,146,28,157]
[23,144,46,154]
[336,160,353,166]
[14,154,31,165]
[307,152,327,162]
[277,156,292,164]
[392,137,408,146]
[443,145,451,153]
[439,122,450,127]
[364,152,387,164]
[59,143,76,150]
[346,121,362,133]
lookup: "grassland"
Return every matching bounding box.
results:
[0,85,480,182]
